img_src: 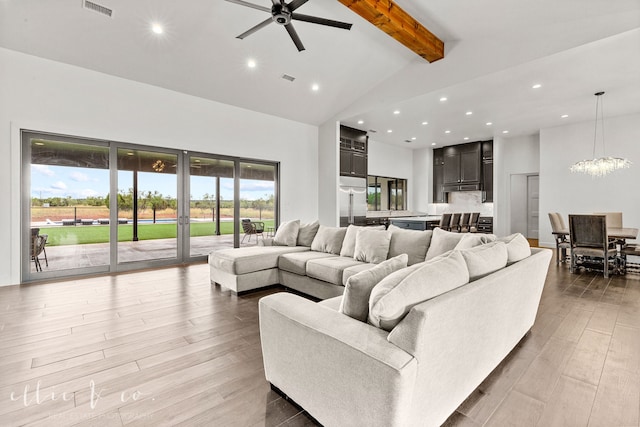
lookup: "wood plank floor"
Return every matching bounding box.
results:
[0,254,639,426]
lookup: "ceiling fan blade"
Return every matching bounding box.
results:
[287,0,309,12]
[237,17,273,39]
[224,0,271,14]
[291,13,353,30]
[284,23,305,51]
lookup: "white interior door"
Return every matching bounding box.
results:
[527,175,539,239]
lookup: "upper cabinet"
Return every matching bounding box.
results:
[443,143,481,186]
[432,140,493,203]
[339,125,368,178]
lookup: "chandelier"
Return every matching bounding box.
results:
[570,91,631,177]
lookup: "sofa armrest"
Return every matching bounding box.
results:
[259,292,417,427]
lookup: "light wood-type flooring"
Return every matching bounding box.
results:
[1,254,639,426]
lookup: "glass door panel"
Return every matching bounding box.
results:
[27,136,110,278]
[239,162,276,246]
[188,156,235,257]
[116,148,178,264]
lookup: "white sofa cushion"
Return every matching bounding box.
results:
[425,227,466,260]
[459,241,508,281]
[387,225,432,265]
[342,263,377,283]
[454,232,495,250]
[340,225,385,257]
[306,257,365,286]
[297,220,320,247]
[369,251,470,331]
[339,254,409,322]
[209,246,310,275]
[498,233,531,263]
[311,226,348,255]
[273,219,300,246]
[354,228,392,264]
[278,251,338,276]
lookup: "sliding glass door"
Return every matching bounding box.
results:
[22,131,279,282]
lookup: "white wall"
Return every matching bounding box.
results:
[318,120,339,226]
[539,112,640,247]
[412,148,431,213]
[0,47,319,286]
[494,134,540,237]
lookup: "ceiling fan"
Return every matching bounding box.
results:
[225,0,353,52]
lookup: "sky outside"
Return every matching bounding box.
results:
[31,164,275,201]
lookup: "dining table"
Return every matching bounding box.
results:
[553,227,639,242]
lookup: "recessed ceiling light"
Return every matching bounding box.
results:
[393,110,400,115]
[387,129,393,133]
[411,137,417,140]
[561,114,569,118]
[532,84,542,89]
[421,121,428,125]
[466,111,473,116]
[247,59,256,68]
[464,137,469,141]
[357,120,364,124]
[431,142,437,146]
[486,122,493,126]
[311,83,320,92]
[445,130,451,134]
[440,97,448,102]
[502,130,509,134]
[151,23,163,34]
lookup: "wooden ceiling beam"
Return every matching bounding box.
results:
[338,0,444,63]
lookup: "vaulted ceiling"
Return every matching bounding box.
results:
[1,0,639,148]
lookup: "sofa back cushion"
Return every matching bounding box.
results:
[369,250,470,331]
[339,254,409,322]
[498,233,531,263]
[387,225,432,265]
[353,228,392,264]
[454,232,496,250]
[273,220,300,246]
[339,225,384,258]
[297,220,320,247]
[459,241,508,281]
[425,227,466,260]
[311,225,348,255]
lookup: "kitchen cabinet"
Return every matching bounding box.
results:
[432,148,445,203]
[340,125,368,178]
[443,143,481,185]
[477,217,493,233]
[481,140,493,202]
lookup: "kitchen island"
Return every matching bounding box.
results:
[389,216,442,231]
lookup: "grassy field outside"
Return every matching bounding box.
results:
[37,220,275,246]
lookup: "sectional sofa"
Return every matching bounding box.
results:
[208,220,494,299]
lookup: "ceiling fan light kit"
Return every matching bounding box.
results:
[225,0,353,52]
[570,91,632,177]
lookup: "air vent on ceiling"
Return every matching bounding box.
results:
[281,74,296,82]
[404,139,412,143]
[83,0,113,17]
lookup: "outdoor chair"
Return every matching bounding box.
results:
[31,233,48,272]
[241,219,265,244]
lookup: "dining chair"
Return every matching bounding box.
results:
[459,213,471,232]
[436,213,452,231]
[449,213,462,232]
[548,213,570,265]
[469,212,481,233]
[593,212,623,228]
[568,214,617,278]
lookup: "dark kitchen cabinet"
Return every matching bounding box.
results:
[432,148,445,203]
[340,125,368,178]
[443,143,481,185]
[481,140,493,202]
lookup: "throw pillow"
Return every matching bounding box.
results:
[273,220,300,246]
[425,227,466,260]
[297,220,320,247]
[353,228,392,264]
[387,225,432,266]
[459,241,508,281]
[310,225,348,255]
[339,254,409,322]
[340,225,385,257]
[369,251,470,331]
[498,233,531,263]
[454,233,496,250]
